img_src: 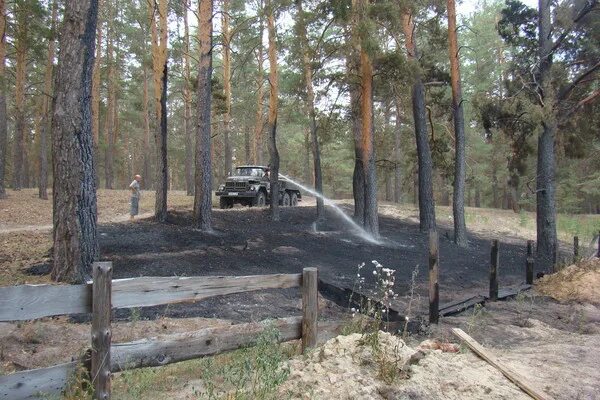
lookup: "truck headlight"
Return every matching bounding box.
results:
[250,185,257,191]
[218,184,225,191]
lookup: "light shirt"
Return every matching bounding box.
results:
[130,180,141,198]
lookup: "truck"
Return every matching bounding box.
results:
[216,165,302,209]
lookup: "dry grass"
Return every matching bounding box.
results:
[0,189,195,287]
[0,231,52,286]
[376,200,600,246]
[0,189,194,229]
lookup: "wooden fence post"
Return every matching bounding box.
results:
[490,240,499,301]
[92,262,112,400]
[301,267,318,352]
[428,230,439,324]
[526,240,534,285]
[573,236,579,263]
[525,240,534,285]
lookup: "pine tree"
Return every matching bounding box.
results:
[51,0,100,282]
[194,0,213,230]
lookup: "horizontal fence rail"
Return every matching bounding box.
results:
[0,273,302,322]
[0,319,342,399]
[0,265,320,399]
[0,361,79,399]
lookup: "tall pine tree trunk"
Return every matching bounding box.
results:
[37,0,58,200]
[149,0,168,222]
[104,6,116,189]
[266,5,280,221]
[348,2,364,223]
[13,4,28,191]
[183,0,193,195]
[253,5,264,165]
[51,0,99,282]
[295,0,324,219]
[194,0,213,230]
[535,0,557,272]
[91,0,103,188]
[447,0,467,246]
[142,65,152,188]
[393,96,402,203]
[222,0,233,177]
[244,125,251,163]
[0,0,6,198]
[359,39,379,236]
[402,11,436,232]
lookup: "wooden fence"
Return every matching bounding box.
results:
[0,263,340,399]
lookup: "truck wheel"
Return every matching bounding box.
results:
[291,192,298,207]
[253,191,266,207]
[282,192,291,207]
[219,197,229,209]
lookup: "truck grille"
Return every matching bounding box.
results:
[225,181,247,191]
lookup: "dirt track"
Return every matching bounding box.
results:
[94,203,531,322]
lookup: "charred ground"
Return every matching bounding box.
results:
[96,204,530,322]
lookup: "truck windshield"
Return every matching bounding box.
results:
[235,168,264,177]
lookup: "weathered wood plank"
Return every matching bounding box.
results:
[497,284,531,299]
[111,317,345,372]
[452,328,555,400]
[301,268,318,352]
[0,361,78,399]
[439,295,486,317]
[91,262,112,399]
[0,284,91,321]
[0,273,302,322]
[1,318,346,398]
[111,273,303,309]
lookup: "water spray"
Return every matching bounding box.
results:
[279,174,380,244]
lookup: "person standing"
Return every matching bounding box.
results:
[129,174,142,220]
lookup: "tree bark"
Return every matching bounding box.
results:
[359,40,379,236]
[183,0,193,195]
[295,0,324,219]
[348,2,364,223]
[393,96,402,203]
[149,0,169,222]
[142,65,152,189]
[266,5,280,221]
[12,3,28,191]
[303,127,311,185]
[37,0,58,200]
[193,0,213,230]
[222,0,233,177]
[253,3,265,165]
[244,125,251,163]
[91,0,103,188]
[0,0,6,198]
[447,0,467,246]
[402,11,436,232]
[51,0,100,282]
[104,3,116,189]
[534,0,558,272]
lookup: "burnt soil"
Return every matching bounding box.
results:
[91,204,534,324]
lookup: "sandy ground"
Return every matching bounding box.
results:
[536,258,600,304]
[0,189,193,233]
[277,332,531,400]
